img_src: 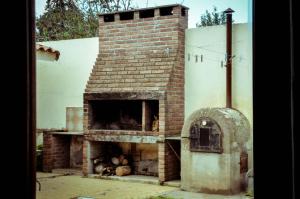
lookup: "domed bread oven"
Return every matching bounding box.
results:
[181,108,250,194]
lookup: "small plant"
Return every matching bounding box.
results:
[37,144,43,150]
[36,144,43,171]
[245,191,254,198]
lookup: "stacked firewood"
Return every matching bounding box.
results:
[92,154,131,176]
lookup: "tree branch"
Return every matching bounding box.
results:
[103,0,112,12]
[120,0,125,10]
[127,0,132,10]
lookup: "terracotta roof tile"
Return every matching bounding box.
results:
[36,44,60,60]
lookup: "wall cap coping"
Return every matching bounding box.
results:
[98,4,189,16]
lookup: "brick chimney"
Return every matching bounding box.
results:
[83,4,188,182]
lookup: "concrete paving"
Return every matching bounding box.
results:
[36,172,253,199]
[52,168,83,175]
[37,172,65,178]
[36,172,177,199]
[157,190,253,199]
[88,174,160,185]
[163,180,181,188]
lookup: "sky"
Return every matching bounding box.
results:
[35,0,251,28]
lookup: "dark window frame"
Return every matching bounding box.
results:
[189,118,222,153]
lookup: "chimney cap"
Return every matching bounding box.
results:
[97,4,189,16]
[224,8,235,14]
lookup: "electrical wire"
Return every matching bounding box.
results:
[188,52,221,63]
[186,40,247,48]
[186,47,249,62]
[187,52,250,70]
[186,44,225,55]
[186,40,248,57]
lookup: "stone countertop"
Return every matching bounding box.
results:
[48,131,83,135]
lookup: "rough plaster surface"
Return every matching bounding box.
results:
[181,107,250,194]
[185,23,253,175]
[182,107,250,152]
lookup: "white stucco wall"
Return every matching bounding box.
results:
[185,23,252,122]
[36,37,98,129]
[36,25,253,169]
[185,23,253,169]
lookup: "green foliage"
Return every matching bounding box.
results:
[36,10,92,41]
[245,191,254,197]
[37,144,43,150]
[196,6,226,27]
[77,0,135,15]
[36,144,43,171]
[36,0,92,41]
[36,0,135,41]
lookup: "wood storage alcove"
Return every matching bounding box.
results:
[86,141,158,177]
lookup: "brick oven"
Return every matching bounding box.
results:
[83,4,188,183]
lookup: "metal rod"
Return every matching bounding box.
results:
[224,8,234,108]
[166,141,180,161]
[36,179,41,191]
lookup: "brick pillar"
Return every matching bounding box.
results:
[172,5,181,15]
[158,140,181,183]
[158,142,166,183]
[115,13,120,21]
[82,140,89,176]
[134,11,139,20]
[159,99,166,136]
[154,8,160,17]
[98,15,104,26]
[43,133,53,172]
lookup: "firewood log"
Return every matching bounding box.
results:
[115,166,131,176]
[122,159,128,165]
[95,163,106,175]
[93,156,104,165]
[152,115,159,132]
[111,157,120,165]
[119,155,125,163]
[109,122,120,130]
[102,166,115,176]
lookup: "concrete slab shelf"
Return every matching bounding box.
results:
[49,131,83,135]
